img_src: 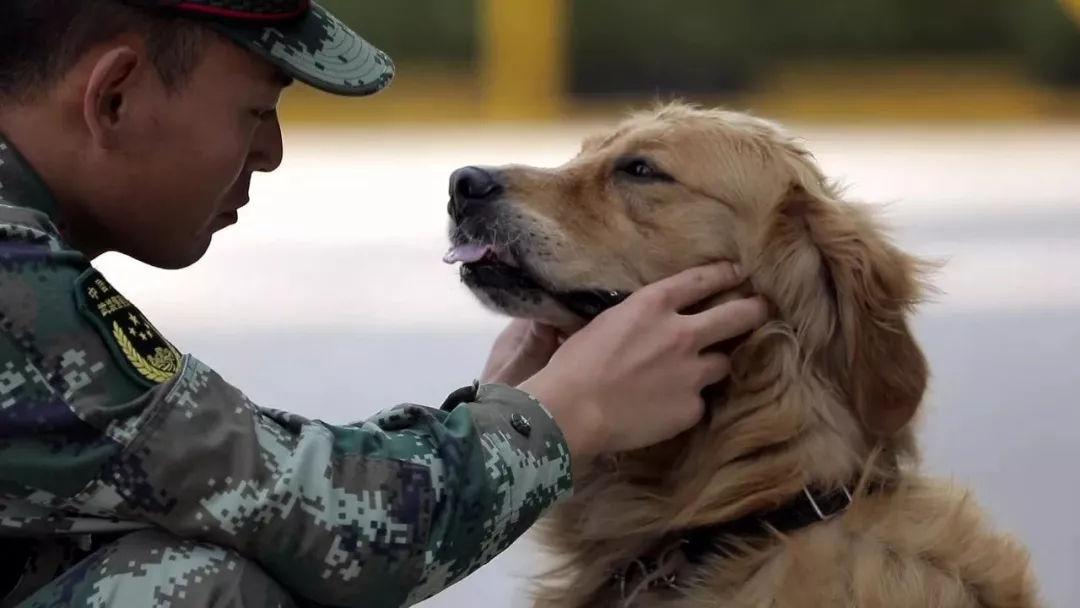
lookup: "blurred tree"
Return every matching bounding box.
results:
[320,0,1080,91]
[765,0,1012,55]
[318,0,477,62]
[568,0,1022,94]
[1013,0,1080,85]
[570,0,767,94]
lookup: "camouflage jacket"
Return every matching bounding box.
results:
[0,134,573,607]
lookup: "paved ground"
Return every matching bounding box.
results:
[96,121,1080,606]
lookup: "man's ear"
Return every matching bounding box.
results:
[82,47,142,148]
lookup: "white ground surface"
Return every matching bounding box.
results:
[96,121,1080,607]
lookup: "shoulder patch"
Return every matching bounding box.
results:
[74,269,181,387]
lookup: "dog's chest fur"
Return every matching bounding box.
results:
[533,481,1040,608]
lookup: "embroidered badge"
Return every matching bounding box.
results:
[74,269,181,386]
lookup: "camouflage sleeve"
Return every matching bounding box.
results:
[0,209,574,607]
[97,362,573,607]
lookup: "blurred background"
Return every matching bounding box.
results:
[97,1,1080,605]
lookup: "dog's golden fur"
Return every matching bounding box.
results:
[457,104,1039,607]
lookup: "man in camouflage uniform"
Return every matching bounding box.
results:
[0,1,767,606]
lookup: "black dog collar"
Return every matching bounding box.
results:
[551,288,632,320]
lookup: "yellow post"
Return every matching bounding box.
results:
[480,0,566,120]
[1062,0,1080,24]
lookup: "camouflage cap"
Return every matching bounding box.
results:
[123,0,394,96]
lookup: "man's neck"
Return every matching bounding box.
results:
[0,110,105,258]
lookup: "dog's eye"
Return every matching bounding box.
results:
[617,158,672,182]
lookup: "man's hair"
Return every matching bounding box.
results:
[0,0,206,101]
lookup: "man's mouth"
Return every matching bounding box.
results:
[227,194,250,213]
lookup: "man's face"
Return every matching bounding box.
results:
[84,34,288,268]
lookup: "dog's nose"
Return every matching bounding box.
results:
[449,166,502,221]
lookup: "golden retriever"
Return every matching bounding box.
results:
[443,104,1040,607]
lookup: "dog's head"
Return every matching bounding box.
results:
[446,103,927,440]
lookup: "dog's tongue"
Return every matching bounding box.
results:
[443,244,491,264]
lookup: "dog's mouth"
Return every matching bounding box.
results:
[443,241,631,320]
[443,242,541,291]
[442,242,518,268]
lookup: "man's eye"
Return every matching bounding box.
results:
[617,158,672,182]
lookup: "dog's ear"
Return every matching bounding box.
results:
[754,184,928,437]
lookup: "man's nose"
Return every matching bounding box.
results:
[249,113,284,173]
[448,166,502,222]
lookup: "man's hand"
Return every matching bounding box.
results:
[481,319,562,387]
[519,262,767,461]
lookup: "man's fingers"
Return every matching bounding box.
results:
[697,352,733,386]
[647,262,744,311]
[690,296,769,347]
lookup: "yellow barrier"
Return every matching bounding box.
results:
[480,0,566,120]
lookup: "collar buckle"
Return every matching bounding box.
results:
[802,485,853,521]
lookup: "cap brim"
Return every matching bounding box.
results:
[210,2,394,97]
